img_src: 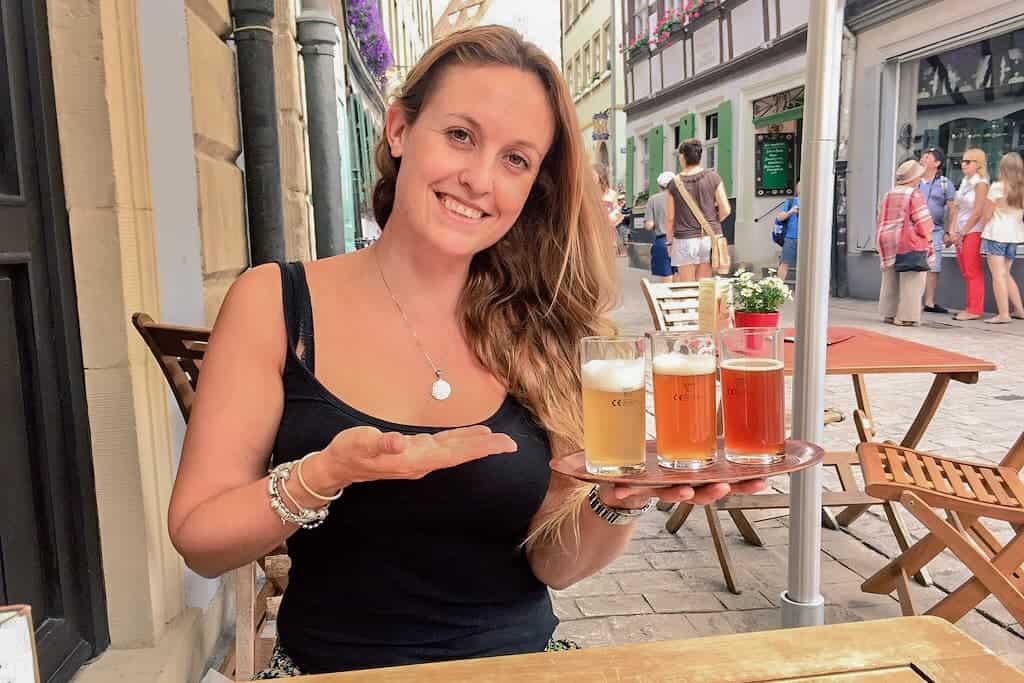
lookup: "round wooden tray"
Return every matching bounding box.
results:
[551,440,824,487]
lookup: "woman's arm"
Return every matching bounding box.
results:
[961,182,989,233]
[664,194,675,245]
[168,265,316,577]
[716,182,731,222]
[526,473,764,589]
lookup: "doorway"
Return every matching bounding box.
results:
[0,1,108,680]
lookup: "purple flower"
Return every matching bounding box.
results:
[347,0,394,78]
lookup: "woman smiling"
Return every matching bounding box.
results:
[167,26,762,677]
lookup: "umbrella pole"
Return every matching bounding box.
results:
[782,0,846,628]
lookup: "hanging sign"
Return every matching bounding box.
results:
[755,132,795,196]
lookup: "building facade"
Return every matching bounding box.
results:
[1,0,395,680]
[562,0,628,188]
[380,0,434,91]
[433,0,562,63]
[621,0,811,271]
[843,0,1024,308]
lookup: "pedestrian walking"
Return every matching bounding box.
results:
[876,160,935,326]
[917,148,957,313]
[665,138,731,282]
[617,193,633,256]
[774,181,800,283]
[646,172,675,282]
[593,163,623,254]
[951,148,990,321]
[980,152,1024,324]
[166,26,760,678]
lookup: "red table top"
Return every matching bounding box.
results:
[781,326,996,376]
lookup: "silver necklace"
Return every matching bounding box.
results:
[373,247,452,401]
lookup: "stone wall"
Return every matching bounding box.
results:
[184,0,248,324]
[274,0,314,263]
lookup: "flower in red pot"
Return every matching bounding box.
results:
[732,269,792,328]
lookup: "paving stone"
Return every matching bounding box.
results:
[551,597,583,621]
[624,539,654,555]
[723,544,786,567]
[552,618,613,648]
[617,570,689,594]
[576,594,653,618]
[688,608,781,636]
[821,559,869,585]
[677,566,759,593]
[643,590,724,613]
[977,595,1018,627]
[603,554,652,573]
[824,606,864,624]
[821,582,899,609]
[714,590,774,611]
[753,526,793,546]
[645,550,719,570]
[645,537,699,552]
[553,574,621,598]
[846,602,905,622]
[606,613,699,645]
[956,613,1024,654]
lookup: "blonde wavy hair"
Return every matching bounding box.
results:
[372,26,618,545]
[997,152,1024,209]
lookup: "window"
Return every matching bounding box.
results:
[704,112,719,171]
[602,23,611,71]
[583,44,591,86]
[574,53,582,93]
[592,35,601,77]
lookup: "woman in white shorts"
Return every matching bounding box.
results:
[665,139,731,282]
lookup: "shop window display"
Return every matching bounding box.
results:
[913,28,1024,183]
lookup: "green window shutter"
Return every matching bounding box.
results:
[647,125,664,197]
[625,136,635,206]
[717,100,733,196]
[677,114,695,171]
[353,103,365,203]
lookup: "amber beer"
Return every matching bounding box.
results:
[582,355,647,475]
[652,352,717,469]
[720,358,785,464]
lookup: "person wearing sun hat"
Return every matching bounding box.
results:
[876,159,936,326]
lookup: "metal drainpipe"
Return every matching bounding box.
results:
[231,0,285,265]
[298,6,346,257]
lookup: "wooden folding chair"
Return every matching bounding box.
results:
[857,432,1024,623]
[132,313,286,680]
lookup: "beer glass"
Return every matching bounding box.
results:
[581,336,647,475]
[650,332,717,470]
[719,328,785,465]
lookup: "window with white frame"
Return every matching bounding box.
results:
[704,112,718,171]
[583,43,591,86]
[592,35,601,77]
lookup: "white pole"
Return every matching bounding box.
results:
[782,0,845,628]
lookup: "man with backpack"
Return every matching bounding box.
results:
[918,148,957,313]
[773,181,800,282]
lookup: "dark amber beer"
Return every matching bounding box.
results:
[720,357,785,463]
[652,352,717,469]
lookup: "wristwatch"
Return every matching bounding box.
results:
[587,485,655,525]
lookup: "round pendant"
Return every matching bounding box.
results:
[431,377,452,401]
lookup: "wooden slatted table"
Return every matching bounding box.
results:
[288,616,1022,682]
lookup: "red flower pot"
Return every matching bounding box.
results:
[734,310,781,329]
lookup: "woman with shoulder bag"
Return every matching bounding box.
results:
[876,160,935,326]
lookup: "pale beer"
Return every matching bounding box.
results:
[720,357,785,464]
[582,357,647,475]
[652,352,717,469]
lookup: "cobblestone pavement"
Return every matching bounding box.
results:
[552,259,1024,668]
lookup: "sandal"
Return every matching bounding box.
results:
[883,317,895,325]
[1012,313,1024,320]
[984,317,1012,324]
[953,313,981,321]
[894,320,919,327]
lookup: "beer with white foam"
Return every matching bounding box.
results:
[581,337,647,475]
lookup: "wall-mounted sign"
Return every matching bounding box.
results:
[755,132,795,196]
[592,111,609,141]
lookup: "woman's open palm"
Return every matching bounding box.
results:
[317,425,518,488]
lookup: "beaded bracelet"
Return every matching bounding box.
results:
[267,462,329,529]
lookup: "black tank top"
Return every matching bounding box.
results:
[272,262,557,674]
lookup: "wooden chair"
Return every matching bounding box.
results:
[131,313,286,680]
[857,432,1024,623]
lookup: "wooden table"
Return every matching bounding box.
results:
[289,616,1023,682]
[671,326,996,591]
